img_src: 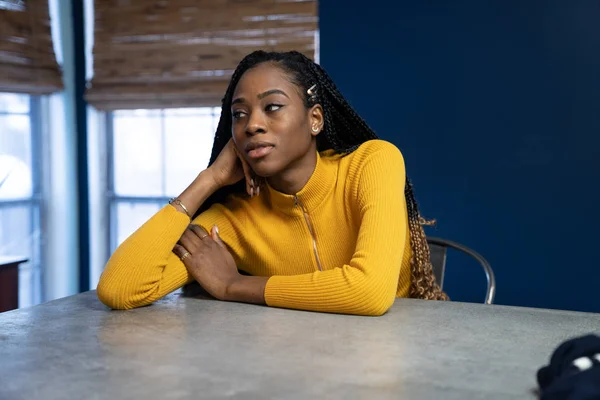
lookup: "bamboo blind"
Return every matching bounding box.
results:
[86,0,318,110]
[0,0,63,94]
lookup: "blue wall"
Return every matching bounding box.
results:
[320,1,600,312]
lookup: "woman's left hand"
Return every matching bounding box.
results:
[173,224,240,301]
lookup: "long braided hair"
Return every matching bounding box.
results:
[196,50,448,301]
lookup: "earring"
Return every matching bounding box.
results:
[312,126,319,133]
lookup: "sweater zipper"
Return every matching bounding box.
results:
[294,195,323,271]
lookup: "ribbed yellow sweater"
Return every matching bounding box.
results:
[97,139,411,316]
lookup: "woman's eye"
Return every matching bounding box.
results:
[232,110,246,120]
[266,104,283,112]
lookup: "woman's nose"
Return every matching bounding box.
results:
[246,113,266,136]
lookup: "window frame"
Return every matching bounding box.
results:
[105,108,220,253]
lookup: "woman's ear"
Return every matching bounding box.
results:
[309,104,324,137]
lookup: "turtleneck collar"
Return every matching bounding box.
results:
[266,150,337,215]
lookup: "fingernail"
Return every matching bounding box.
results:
[214,225,219,235]
[251,178,255,187]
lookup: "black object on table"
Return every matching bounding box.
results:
[0,256,27,312]
[537,334,600,400]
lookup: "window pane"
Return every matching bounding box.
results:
[115,202,161,248]
[164,115,215,196]
[113,115,162,196]
[0,115,32,199]
[0,93,29,113]
[18,261,42,309]
[0,205,31,257]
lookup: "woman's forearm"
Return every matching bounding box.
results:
[97,169,223,309]
[172,169,222,218]
[225,275,269,305]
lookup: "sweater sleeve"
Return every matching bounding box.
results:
[97,199,247,310]
[263,143,408,316]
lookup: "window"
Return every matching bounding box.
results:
[108,108,219,251]
[0,93,42,308]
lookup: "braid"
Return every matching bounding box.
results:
[405,179,449,300]
[193,50,448,301]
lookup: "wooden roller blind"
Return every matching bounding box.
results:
[0,0,63,94]
[87,0,319,110]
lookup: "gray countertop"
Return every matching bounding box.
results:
[1,291,599,400]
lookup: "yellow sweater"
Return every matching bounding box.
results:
[97,139,411,316]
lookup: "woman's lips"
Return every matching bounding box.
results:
[247,145,274,159]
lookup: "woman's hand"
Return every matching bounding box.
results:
[173,224,241,301]
[208,138,261,197]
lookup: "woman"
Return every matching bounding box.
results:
[97,51,448,316]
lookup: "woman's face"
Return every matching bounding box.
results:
[230,62,322,179]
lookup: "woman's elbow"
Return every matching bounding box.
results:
[96,277,130,310]
[362,297,395,317]
[355,283,396,317]
[96,261,145,310]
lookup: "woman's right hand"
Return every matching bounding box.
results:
[208,139,259,197]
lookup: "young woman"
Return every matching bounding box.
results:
[97,51,448,316]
